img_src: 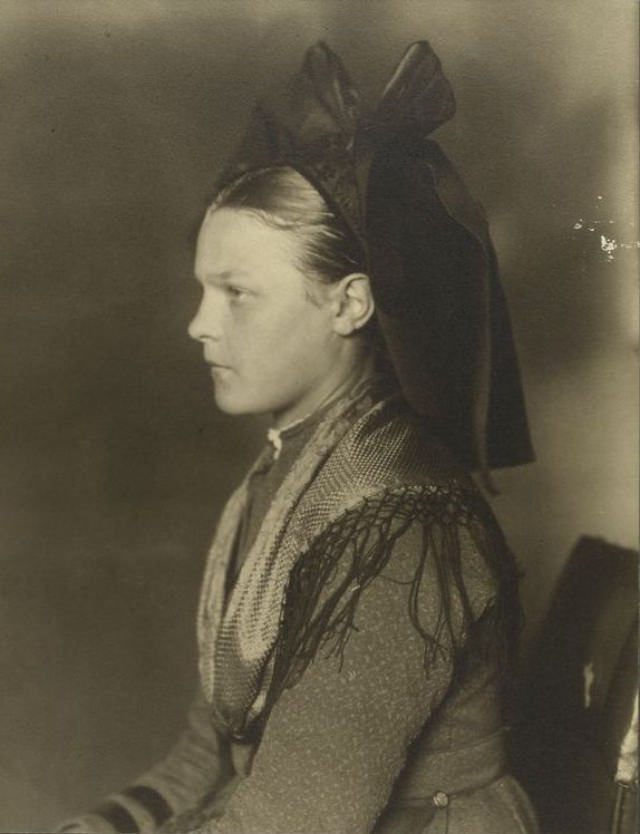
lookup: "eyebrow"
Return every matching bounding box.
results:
[194,269,250,284]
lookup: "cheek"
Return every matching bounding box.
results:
[238,302,330,369]
[272,308,331,368]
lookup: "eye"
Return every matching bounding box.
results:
[226,285,250,302]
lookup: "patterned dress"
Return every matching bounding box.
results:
[59,378,539,834]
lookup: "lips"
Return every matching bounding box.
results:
[208,362,233,381]
[204,356,230,369]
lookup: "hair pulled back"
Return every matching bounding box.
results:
[210,167,366,286]
[210,166,389,365]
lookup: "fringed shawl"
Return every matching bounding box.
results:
[197,381,520,742]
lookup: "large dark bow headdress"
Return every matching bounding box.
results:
[216,41,534,475]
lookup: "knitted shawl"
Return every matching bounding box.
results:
[197,379,519,742]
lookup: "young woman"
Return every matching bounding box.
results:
[59,41,538,834]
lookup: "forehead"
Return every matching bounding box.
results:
[195,208,300,277]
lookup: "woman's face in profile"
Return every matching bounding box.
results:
[189,207,345,426]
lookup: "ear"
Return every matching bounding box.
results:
[329,273,376,336]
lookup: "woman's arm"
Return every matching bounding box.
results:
[195,519,497,834]
[58,688,233,833]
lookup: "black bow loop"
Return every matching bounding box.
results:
[304,41,361,144]
[370,41,456,144]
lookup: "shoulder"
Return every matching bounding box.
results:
[332,393,472,492]
[272,483,508,706]
[270,403,518,704]
[287,395,486,554]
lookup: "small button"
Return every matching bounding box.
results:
[433,791,449,808]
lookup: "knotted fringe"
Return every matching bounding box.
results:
[262,483,521,726]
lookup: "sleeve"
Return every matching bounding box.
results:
[57,688,234,833]
[191,518,497,834]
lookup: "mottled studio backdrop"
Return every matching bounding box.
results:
[1,1,637,830]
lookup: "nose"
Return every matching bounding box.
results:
[188,292,221,343]
[187,306,206,342]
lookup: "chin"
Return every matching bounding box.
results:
[213,394,250,416]
[213,389,272,418]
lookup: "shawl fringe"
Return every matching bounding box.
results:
[262,483,521,728]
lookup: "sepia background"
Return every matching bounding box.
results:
[1,1,637,829]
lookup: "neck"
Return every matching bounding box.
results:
[271,351,376,431]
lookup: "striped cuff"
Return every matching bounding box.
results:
[121,786,173,829]
[85,785,173,833]
[94,801,139,833]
